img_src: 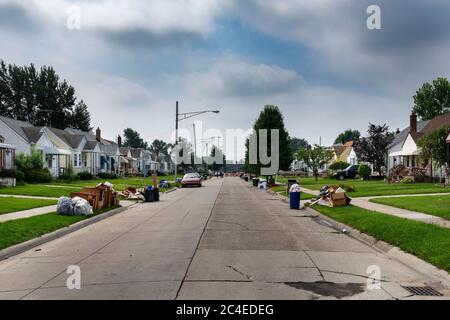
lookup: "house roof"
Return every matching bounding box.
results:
[420,112,450,135]
[0,115,35,142]
[119,147,130,156]
[389,120,429,148]
[22,127,44,143]
[64,128,119,153]
[130,148,143,158]
[47,127,85,148]
[83,140,99,151]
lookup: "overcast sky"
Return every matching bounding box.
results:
[1,0,450,160]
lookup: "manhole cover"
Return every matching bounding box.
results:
[402,286,443,297]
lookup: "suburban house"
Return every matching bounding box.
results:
[0,116,73,177]
[0,115,121,177]
[447,132,450,168]
[332,141,358,165]
[0,134,16,187]
[159,153,174,174]
[65,128,120,175]
[388,112,450,179]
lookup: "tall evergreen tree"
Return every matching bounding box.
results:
[244,105,292,175]
[413,78,450,120]
[72,100,92,131]
[0,60,91,130]
[123,128,148,149]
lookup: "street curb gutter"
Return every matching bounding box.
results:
[0,204,134,262]
[266,189,450,283]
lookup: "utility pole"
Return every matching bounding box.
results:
[193,123,197,161]
[174,101,179,182]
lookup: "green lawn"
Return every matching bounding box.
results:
[0,185,82,197]
[0,197,57,215]
[269,186,315,200]
[0,176,178,198]
[311,204,450,272]
[0,206,119,251]
[277,177,450,198]
[371,195,450,220]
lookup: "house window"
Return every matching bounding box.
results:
[73,153,81,167]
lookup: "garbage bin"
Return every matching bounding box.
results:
[153,188,160,202]
[290,192,301,210]
[144,187,154,202]
[252,178,259,187]
[244,176,249,182]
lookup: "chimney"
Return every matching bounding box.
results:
[117,135,122,147]
[410,112,417,139]
[96,127,101,142]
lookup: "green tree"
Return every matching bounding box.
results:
[358,164,372,180]
[354,124,394,176]
[150,139,169,162]
[334,129,361,145]
[244,105,292,176]
[123,128,148,149]
[71,100,91,132]
[417,125,450,181]
[296,145,333,181]
[329,161,351,171]
[207,145,226,172]
[413,77,450,121]
[288,137,310,155]
[0,60,90,129]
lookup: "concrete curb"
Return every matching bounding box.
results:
[267,189,450,281]
[0,204,134,262]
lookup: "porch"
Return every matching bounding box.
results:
[0,141,16,187]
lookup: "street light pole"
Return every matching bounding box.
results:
[175,101,179,182]
[174,102,220,183]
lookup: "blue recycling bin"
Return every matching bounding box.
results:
[290,192,301,210]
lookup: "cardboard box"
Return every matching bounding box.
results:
[330,191,346,207]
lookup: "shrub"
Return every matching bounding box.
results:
[358,164,372,180]
[338,184,357,193]
[97,172,118,180]
[15,146,44,172]
[58,172,79,183]
[78,171,94,180]
[401,177,415,184]
[329,161,350,171]
[26,169,52,183]
[14,170,25,182]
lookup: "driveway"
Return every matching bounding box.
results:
[0,178,448,299]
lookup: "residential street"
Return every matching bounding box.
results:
[0,178,449,300]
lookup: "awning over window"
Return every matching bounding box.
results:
[42,146,72,155]
[119,156,129,164]
[0,143,15,149]
[389,150,420,157]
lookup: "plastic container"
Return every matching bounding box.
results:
[290,192,301,210]
[252,178,260,187]
[144,186,155,202]
[153,188,160,202]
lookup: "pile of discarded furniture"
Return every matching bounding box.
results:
[69,182,119,211]
[308,186,351,208]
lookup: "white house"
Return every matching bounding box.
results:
[0,134,16,187]
[0,116,73,177]
[388,112,450,179]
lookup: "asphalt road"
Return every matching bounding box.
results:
[0,177,449,300]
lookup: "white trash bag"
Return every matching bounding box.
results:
[289,183,301,193]
[72,197,94,216]
[57,197,74,216]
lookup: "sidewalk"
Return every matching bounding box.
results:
[0,200,137,223]
[300,187,450,229]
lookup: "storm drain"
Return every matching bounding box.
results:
[401,286,443,297]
